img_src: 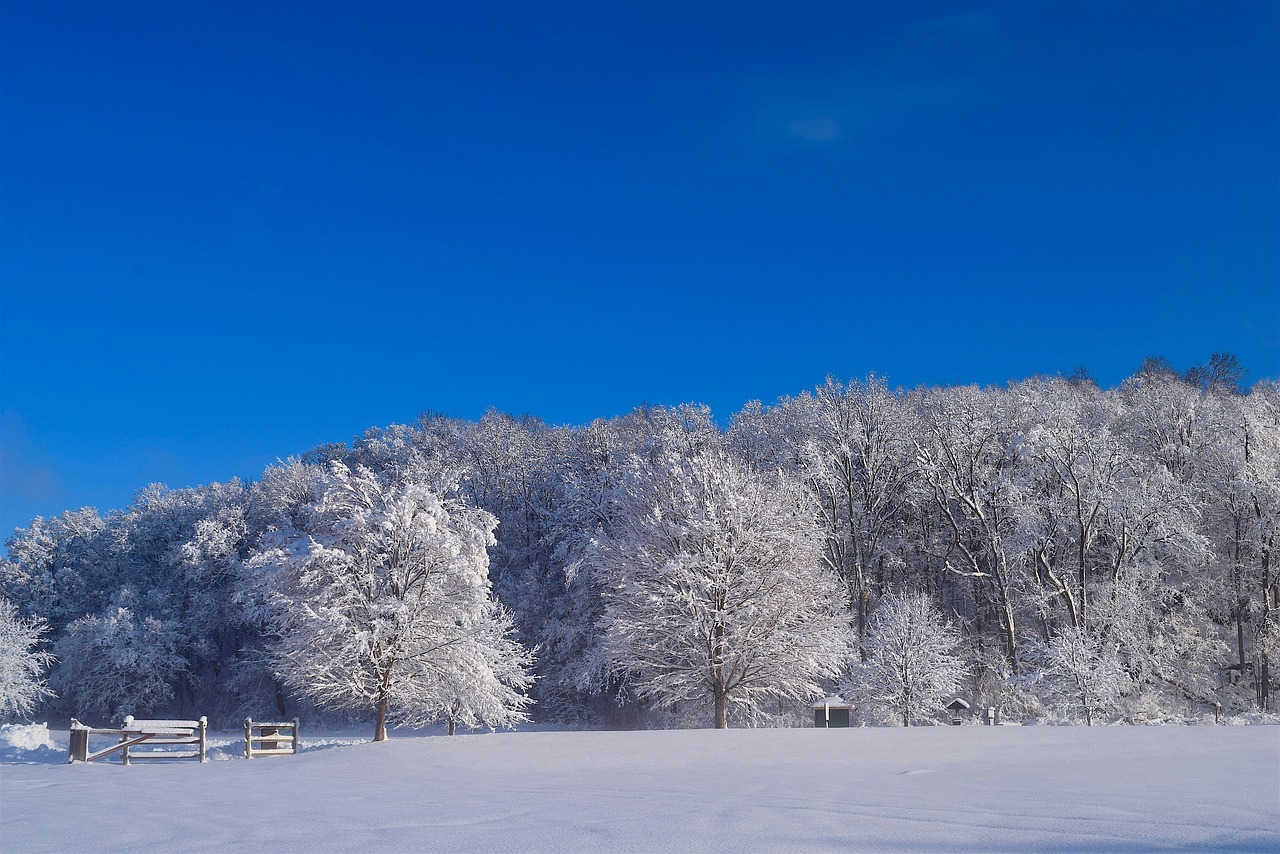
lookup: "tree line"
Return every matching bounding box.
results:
[2,355,1277,734]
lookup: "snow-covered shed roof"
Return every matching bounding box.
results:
[809,695,852,710]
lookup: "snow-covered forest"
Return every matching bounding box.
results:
[3,356,1278,732]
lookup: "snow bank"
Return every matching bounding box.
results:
[2,725,1277,852]
[0,723,60,764]
[1,722,56,751]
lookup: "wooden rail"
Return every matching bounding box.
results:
[244,718,300,758]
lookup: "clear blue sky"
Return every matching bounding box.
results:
[2,1,1277,544]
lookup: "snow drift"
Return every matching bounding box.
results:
[2,724,1277,852]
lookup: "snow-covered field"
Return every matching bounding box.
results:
[2,723,1277,853]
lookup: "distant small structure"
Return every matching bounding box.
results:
[945,698,971,725]
[1224,662,1253,685]
[811,696,852,728]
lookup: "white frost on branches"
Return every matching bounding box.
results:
[1030,624,1127,725]
[589,447,855,728]
[0,600,55,721]
[52,601,184,722]
[851,591,967,726]
[251,461,534,741]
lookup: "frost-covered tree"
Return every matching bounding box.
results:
[589,447,855,728]
[1,507,110,633]
[1209,384,1280,711]
[1011,379,1135,630]
[785,376,917,650]
[532,419,631,723]
[251,461,534,741]
[0,599,55,720]
[915,386,1023,671]
[853,591,966,726]
[1032,625,1127,725]
[428,598,535,735]
[1185,351,1249,397]
[52,600,186,722]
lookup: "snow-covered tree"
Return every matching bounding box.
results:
[0,599,55,720]
[251,461,534,741]
[427,598,535,735]
[853,591,967,726]
[1010,378,1135,630]
[784,376,917,650]
[51,600,185,722]
[589,447,855,728]
[914,385,1023,671]
[1,507,110,633]
[532,419,631,723]
[1032,624,1127,725]
[1210,384,1280,711]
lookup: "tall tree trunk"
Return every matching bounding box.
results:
[856,576,869,654]
[999,597,1019,675]
[1234,515,1248,671]
[1259,529,1273,711]
[1260,654,1270,713]
[712,618,728,728]
[374,691,390,742]
[1237,613,1247,671]
[1078,516,1089,627]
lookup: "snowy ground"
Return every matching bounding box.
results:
[1,723,1277,853]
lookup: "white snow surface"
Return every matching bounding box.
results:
[2,724,1277,853]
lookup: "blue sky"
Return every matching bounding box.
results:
[1,1,1277,544]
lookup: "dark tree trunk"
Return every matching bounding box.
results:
[1237,614,1247,671]
[1261,654,1271,713]
[1259,532,1273,711]
[712,618,728,729]
[374,692,390,742]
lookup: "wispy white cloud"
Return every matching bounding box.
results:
[788,115,842,143]
[0,409,65,505]
[737,10,1010,152]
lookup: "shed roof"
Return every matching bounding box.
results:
[809,696,852,710]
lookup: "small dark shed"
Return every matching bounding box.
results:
[946,698,971,725]
[811,696,853,728]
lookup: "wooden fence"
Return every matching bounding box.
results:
[69,717,207,764]
[244,718,300,758]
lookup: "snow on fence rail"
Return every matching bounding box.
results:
[244,718,300,758]
[68,717,207,765]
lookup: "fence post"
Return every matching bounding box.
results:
[68,720,88,763]
[245,718,253,758]
[119,717,130,766]
[292,718,300,754]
